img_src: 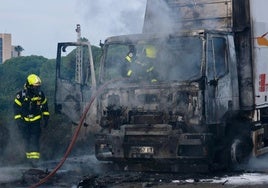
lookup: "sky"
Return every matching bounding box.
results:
[0,0,147,58]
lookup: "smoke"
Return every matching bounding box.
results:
[143,0,178,33]
[76,0,181,44]
[0,120,25,166]
[76,0,147,45]
[241,155,268,172]
[0,166,23,183]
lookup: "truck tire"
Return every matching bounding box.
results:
[230,137,252,165]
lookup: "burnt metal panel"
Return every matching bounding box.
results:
[232,0,250,31]
[143,0,250,32]
[143,0,233,33]
[234,29,254,110]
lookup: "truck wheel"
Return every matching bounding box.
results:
[230,137,252,165]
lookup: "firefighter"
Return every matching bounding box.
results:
[135,45,157,83]
[13,74,49,166]
[138,44,158,82]
[122,45,137,77]
[123,44,158,82]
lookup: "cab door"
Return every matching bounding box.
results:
[55,42,96,124]
[205,34,233,124]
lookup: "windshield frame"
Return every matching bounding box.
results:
[100,33,204,84]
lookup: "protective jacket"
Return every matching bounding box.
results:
[14,88,49,161]
[14,89,49,122]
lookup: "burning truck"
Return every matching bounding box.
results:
[55,0,268,172]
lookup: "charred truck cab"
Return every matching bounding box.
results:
[55,0,268,172]
[95,31,246,171]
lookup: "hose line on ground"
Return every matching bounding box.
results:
[29,79,121,188]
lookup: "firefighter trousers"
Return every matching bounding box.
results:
[18,120,41,160]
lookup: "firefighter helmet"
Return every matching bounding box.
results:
[144,45,157,59]
[26,74,42,87]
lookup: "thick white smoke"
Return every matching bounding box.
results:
[143,0,177,33]
[77,0,147,45]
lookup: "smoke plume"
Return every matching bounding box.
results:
[77,0,147,45]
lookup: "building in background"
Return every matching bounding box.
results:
[0,33,23,64]
[0,33,11,64]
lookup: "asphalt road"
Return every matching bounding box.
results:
[1,154,268,187]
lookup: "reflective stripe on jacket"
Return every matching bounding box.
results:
[13,89,49,122]
[26,152,40,159]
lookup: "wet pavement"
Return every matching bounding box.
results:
[1,154,268,187]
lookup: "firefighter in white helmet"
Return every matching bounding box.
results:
[13,74,50,166]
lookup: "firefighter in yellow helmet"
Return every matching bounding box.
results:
[139,44,158,82]
[123,44,158,82]
[13,74,50,166]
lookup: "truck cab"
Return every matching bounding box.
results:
[55,0,268,171]
[94,29,243,171]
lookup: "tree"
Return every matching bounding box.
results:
[0,55,48,121]
[14,45,24,57]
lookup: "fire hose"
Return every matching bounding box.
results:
[29,79,120,188]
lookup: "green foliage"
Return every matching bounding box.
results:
[0,56,50,120]
[59,44,102,82]
[0,45,101,122]
[0,44,102,163]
